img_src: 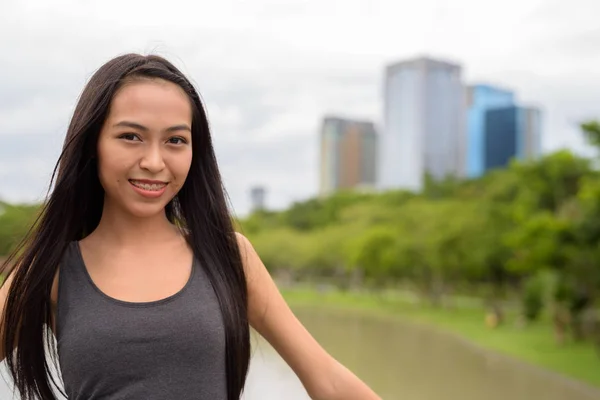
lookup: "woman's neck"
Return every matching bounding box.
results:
[88,202,182,249]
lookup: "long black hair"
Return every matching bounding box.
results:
[0,54,250,400]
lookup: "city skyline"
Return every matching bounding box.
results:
[319,56,544,197]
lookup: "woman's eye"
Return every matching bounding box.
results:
[168,137,187,145]
[119,133,140,141]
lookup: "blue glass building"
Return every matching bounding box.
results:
[466,84,515,178]
[485,106,542,171]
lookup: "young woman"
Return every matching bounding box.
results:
[0,54,380,400]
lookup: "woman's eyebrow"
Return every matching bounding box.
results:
[113,121,191,132]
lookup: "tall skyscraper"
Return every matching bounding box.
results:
[466,84,515,178]
[485,106,542,170]
[319,116,377,196]
[379,56,465,192]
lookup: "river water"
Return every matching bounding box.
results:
[1,306,599,399]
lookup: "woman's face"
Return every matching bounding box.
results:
[96,78,193,218]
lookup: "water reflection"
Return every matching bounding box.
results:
[286,306,600,400]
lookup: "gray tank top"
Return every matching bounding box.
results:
[56,241,227,399]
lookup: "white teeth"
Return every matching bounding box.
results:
[130,181,167,191]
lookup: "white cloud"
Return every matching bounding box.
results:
[1,0,600,214]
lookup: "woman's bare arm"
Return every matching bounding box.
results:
[237,233,381,400]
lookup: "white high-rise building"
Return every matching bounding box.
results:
[379,56,465,191]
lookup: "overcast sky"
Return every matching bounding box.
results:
[1,0,599,216]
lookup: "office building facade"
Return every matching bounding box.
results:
[379,56,465,192]
[466,84,515,178]
[485,106,542,170]
[319,116,377,196]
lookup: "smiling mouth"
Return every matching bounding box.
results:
[128,179,168,191]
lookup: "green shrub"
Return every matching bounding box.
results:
[522,274,545,321]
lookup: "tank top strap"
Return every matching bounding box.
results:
[62,241,90,281]
[56,241,93,337]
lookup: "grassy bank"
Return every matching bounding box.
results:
[281,287,600,389]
